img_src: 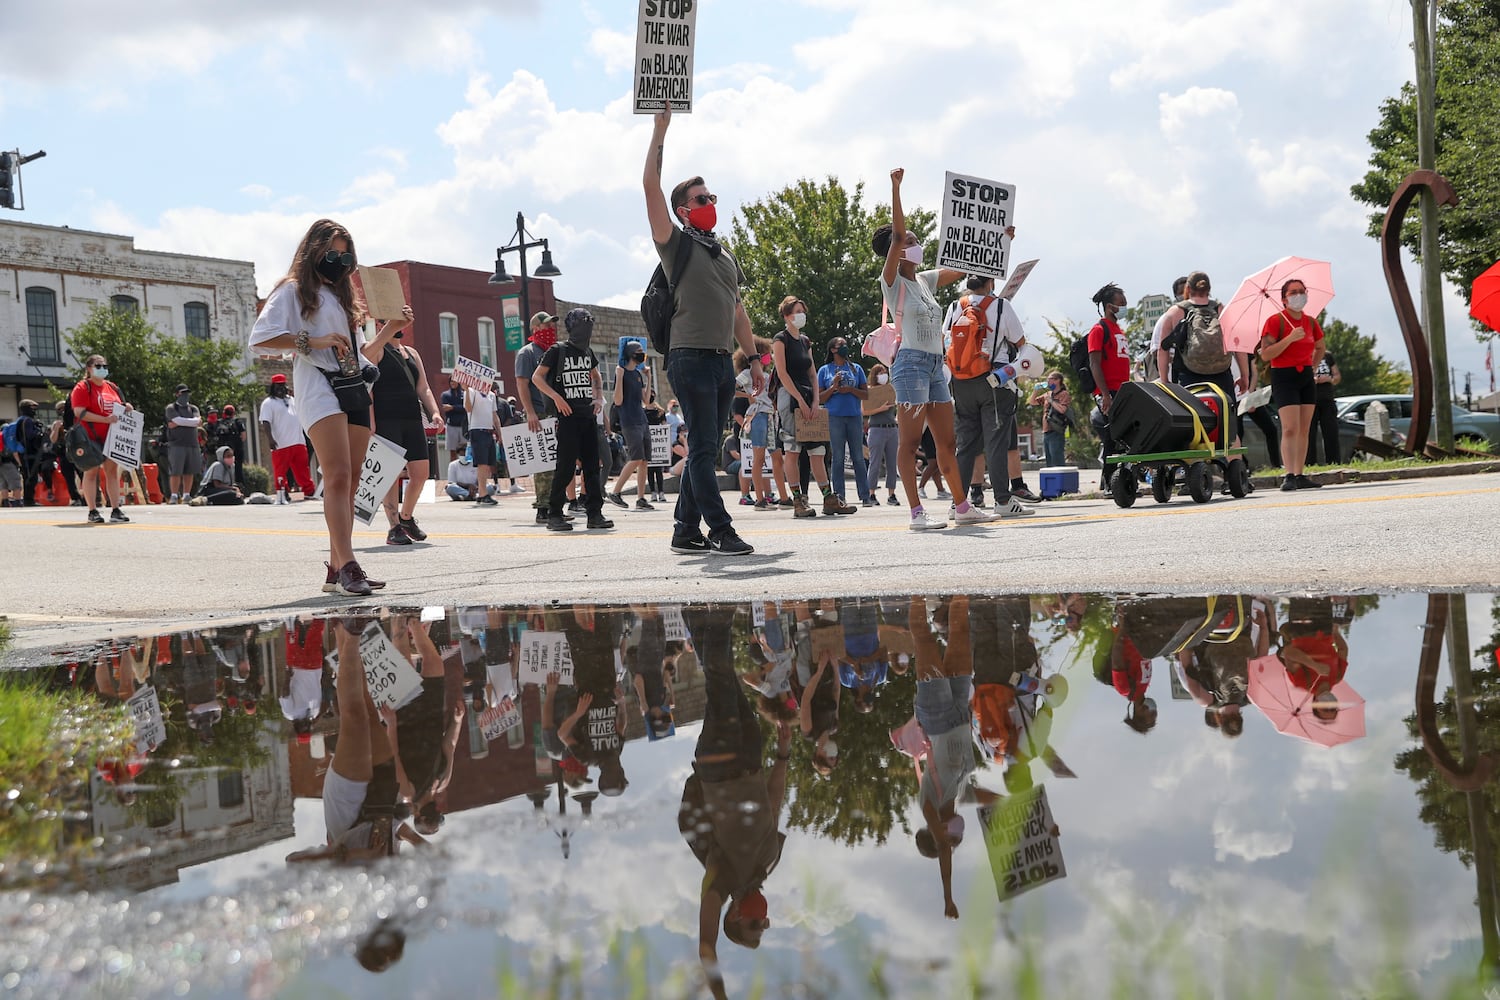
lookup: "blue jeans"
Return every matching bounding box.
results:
[666,348,736,539]
[827,413,869,501]
[1043,430,1066,468]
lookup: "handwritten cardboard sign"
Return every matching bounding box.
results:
[662,605,689,643]
[353,434,406,526]
[520,631,574,686]
[634,0,697,113]
[500,417,559,477]
[862,383,896,415]
[978,784,1066,902]
[794,407,829,443]
[454,355,498,392]
[358,622,423,711]
[357,265,407,322]
[103,408,144,469]
[999,258,1039,301]
[938,171,1016,280]
[481,695,522,743]
[126,685,166,752]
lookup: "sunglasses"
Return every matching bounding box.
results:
[322,250,356,268]
[690,193,718,206]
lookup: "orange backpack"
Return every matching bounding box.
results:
[946,293,999,381]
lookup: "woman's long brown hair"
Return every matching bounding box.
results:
[273,218,367,332]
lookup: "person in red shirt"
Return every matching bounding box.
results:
[68,353,135,524]
[1086,284,1133,487]
[1259,278,1326,491]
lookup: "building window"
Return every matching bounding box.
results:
[477,318,496,369]
[24,287,60,364]
[111,294,139,314]
[439,313,458,371]
[184,302,211,340]
[217,771,246,809]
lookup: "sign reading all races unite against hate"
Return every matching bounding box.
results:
[634,0,696,113]
[938,172,1016,280]
[500,417,559,477]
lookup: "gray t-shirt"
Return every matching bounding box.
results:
[655,228,745,352]
[164,402,201,448]
[920,725,976,812]
[514,342,548,414]
[881,269,945,355]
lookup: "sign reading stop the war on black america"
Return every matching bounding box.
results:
[938,172,1017,280]
[634,0,697,113]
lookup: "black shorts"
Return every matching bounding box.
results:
[346,406,371,430]
[1270,366,1316,408]
[469,429,497,467]
[376,418,429,462]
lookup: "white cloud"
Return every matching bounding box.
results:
[587,26,636,76]
[1158,87,1241,145]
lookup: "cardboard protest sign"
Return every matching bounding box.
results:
[810,625,844,664]
[649,423,671,465]
[454,355,498,392]
[862,383,896,415]
[877,624,916,657]
[520,631,575,686]
[126,685,167,752]
[752,602,767,628]
[103,408,144,469]
[978,785,1067,902]
[633,0,697,113]
[358,622,424,711]
[500,417,558,477]
[999,258,1039,301]
[481,695,523,743]
[938,172,1016,280]
[357,265,407,321]
[795,407,830,442]
[353,434,406,526]
[662,605,689,643]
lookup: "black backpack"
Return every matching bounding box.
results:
[1069,329,1097,395]
[640,234,694,356]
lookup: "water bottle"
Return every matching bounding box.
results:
[1009,672,1041,695]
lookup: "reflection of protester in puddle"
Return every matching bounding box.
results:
[287,619,428,865]
[836,596,888,714]
[386,615,465,835]
[745,604,798,722]
[798,606,842,776]
[172,632,223,747]
[970,596,1068,773]
[1040,593,1089,633]
[910,594,975,919]
[677,605,790,998]
[1176,597,1267,739]
[282,617,329,744]
[544,607,629,797]
[627,608,677,739]
[1273,597,1350,721]
[1103,604,1157,734]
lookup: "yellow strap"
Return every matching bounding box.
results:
[1151,379,1213,451]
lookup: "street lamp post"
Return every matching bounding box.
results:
[487,211,561,343]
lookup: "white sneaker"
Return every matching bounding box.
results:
[997,497,1036,518]
[954,504,1000,525]
[908,512,949,531]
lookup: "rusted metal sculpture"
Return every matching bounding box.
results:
[1380,170,1457,456]
[1415,593,1498,791]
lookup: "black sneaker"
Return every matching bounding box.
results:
[87,509,105,524]
[587,513,614,529]
[335,560,373,598]
[1298,474,1324,489]
[635,498,655,511]
[476,495,497,506]
[969,489,986,508]
[670,533,710,555]
[546,515,574,532]
[1011,484,1042,504]
[605,492,630,510]
[386,526,413,546]
[886,495,900,506]
[1280,476,1298,492]
[568,499,586,514]
[708,531,754,556]
[535,509,550,525]
[109,507,131,523]
[398,516,427,541]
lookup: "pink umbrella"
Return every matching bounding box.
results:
[1219,257,1335,354]
[1246,654,1365,749]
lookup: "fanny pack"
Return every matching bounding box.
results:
[321,363,379,415]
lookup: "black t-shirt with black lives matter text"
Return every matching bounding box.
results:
[541,343,599,415]
[1314,352,1339,401]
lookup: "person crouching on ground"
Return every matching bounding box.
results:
[195,446,244,505]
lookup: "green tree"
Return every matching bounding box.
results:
[1350,0,1500,336]
[728,176,937,360]
[1318,314,1413,395]
[64,304,254,433]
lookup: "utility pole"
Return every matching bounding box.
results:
[1412,0,1454,450]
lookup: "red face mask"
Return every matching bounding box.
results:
[686,203,717,232]
[532,327,557,351]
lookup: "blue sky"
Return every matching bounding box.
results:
[2,0,1492,390]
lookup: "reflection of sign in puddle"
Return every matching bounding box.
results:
[978,784,1066,902]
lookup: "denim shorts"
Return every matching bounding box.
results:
[748,411,769,449]
[915,675,972,735]
[890,348,952,406]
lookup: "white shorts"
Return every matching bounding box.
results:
[293,357,345,434]
[323,767,369,843]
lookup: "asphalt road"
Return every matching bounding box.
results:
[2,472,1497,659]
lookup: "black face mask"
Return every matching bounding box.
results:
[393,330,404,339]
[567,318,595,346]
[271,385,288,398]
[316,250,355,284]
[631,353,646,364]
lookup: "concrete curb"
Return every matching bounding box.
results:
[1063,458,1500,501]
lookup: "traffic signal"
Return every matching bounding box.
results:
[0,152,14,210]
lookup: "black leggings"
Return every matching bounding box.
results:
[1306,397,1340,465]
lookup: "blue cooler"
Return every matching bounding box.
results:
[1039,466,1078,498]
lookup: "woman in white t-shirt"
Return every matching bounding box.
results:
[874,168,1004,531]
[250,219,410,597]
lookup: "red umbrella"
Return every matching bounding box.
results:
[1246,654,1365,749]
[1220,257,1335,354]
[1468,259,1500,332]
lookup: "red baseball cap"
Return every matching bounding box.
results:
[270,374,288,384]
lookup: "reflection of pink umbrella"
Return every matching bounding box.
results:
[1246,654,1365,748]
[1219,257,1335,354]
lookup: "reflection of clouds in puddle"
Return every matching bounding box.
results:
[1212,804,1295,862]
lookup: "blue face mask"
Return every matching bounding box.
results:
[93,366,110,379]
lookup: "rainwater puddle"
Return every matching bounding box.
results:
[0,594,1497,998]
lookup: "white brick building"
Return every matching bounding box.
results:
[0,219,258,418]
